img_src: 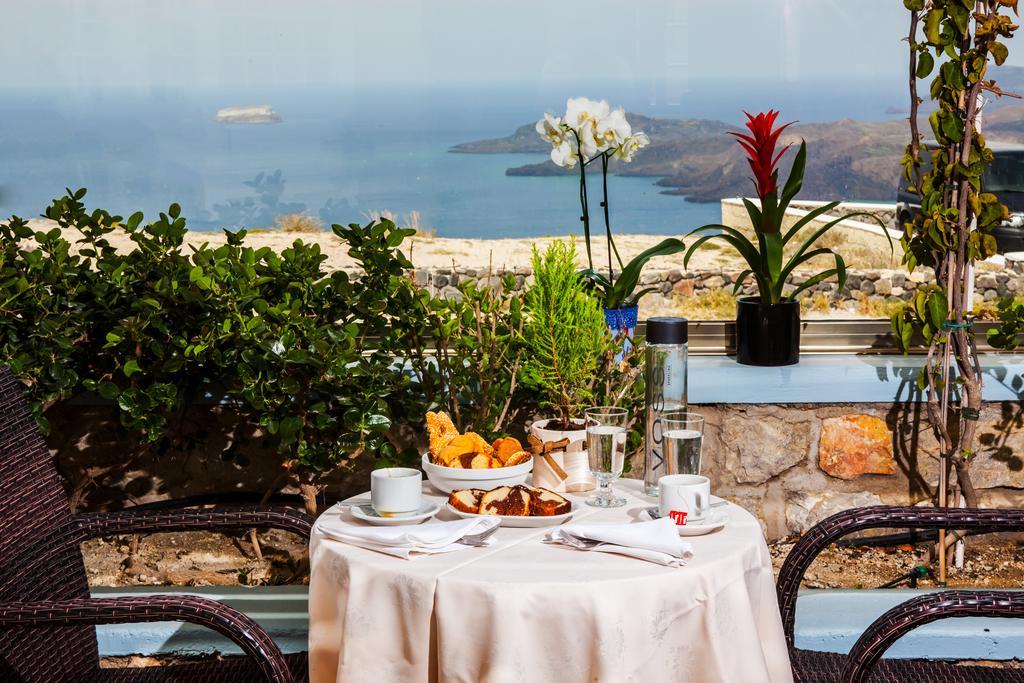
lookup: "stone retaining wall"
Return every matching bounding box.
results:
[684,403,1024,539]
[407,257,1024,310]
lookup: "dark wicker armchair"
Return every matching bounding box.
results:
[0,367,312,682]
[777,505,1024,683]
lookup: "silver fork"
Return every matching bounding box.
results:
[459,524,500,547]
[557,534,601,549]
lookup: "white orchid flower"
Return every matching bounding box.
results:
[575,117,601,162]
[551,138,579,168]
[535,112,566,148]
[614,131,650,162]
[564,97,610,130]
[596,107,632,150]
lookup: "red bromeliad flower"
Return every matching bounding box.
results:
[728,110,794,202]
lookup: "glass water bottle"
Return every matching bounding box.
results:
[643,317,689,496]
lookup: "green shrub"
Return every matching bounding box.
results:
[0,190,422,510]
[402,273,527,439]
[1,191,649,507]
[519,240,610,425]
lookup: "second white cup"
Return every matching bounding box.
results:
[370,467,423,517]
[658,474,710,525]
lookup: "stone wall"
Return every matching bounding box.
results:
[680,402,1024,539]
[407,257,1024,310]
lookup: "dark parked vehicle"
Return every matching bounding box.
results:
[897,140,1024,253]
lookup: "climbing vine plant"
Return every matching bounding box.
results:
[894,0,1018,512]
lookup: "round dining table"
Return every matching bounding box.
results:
[308,477,793,683]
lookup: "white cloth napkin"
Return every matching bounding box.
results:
[316,515,500,559]
[543,516,694,567]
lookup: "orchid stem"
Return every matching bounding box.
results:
[571,128,594,271]
[601,154,624,283]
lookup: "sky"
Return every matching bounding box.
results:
[4,0,1023,92]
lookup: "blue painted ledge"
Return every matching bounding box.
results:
[796,589,1024,660]
[93,586,307,657]
[690,353,1024,404]
[94,586,1024,661]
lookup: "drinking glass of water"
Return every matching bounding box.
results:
[584,406,628,508]
[663,411,704,476]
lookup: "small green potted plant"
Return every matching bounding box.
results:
[684,110,889,366]
[520,240,609,491]
[536,98,684,347]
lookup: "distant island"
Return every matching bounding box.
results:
[451,104,1024,204]
[215,105,282,124]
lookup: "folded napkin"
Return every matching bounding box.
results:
[543,516,694,567]
[316,515,500,560]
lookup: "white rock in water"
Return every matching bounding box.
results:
[215,105,282,124]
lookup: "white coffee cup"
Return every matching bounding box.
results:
[658,474,710,525]
[370,467,422,517]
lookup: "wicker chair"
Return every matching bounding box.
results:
[0,367,312,682]
[778,505,1024,683]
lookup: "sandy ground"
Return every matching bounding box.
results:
[22,219,737,272]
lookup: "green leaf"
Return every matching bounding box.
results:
[778,141,807,209]
[927,291,948,330]
[123,359,142,377]
[916,51,934,79]
[781,202,841,245]
[923,9,943,44]
[97,381,119,400]
[609,237,684,308]
[992,42,1009,66]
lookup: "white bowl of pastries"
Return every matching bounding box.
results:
[422,411,533,494]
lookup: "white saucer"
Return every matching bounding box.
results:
[350,502,440,526]
[643,507,729,536]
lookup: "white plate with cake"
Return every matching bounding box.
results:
[446,484,576,527]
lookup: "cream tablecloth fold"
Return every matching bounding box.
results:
[543,516,695,566]
[309,480,793,683]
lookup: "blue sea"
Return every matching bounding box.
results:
[0,79,906,237]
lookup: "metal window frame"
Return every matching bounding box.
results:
[639,319,1006,355]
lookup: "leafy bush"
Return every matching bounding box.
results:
[0,190,422,510]
[396,272,527,440]
[1,192,649,507]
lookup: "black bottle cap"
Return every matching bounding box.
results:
[645,317,688,345]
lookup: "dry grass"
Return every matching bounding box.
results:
[668,288,738,320]
[851,296,905,318]
[800,292,835,317]
[366,209,437,239]
[274,212,323,233]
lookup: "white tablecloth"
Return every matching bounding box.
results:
[308,478,793,683]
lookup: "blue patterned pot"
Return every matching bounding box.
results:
[604,304,639,360]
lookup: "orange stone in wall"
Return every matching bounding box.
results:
[818,415,897,479]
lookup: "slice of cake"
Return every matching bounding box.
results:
[529,487,572,516]
[478,485,531,516]
[448,489,485,514]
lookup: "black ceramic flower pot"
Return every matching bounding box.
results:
[735,297,800,366]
